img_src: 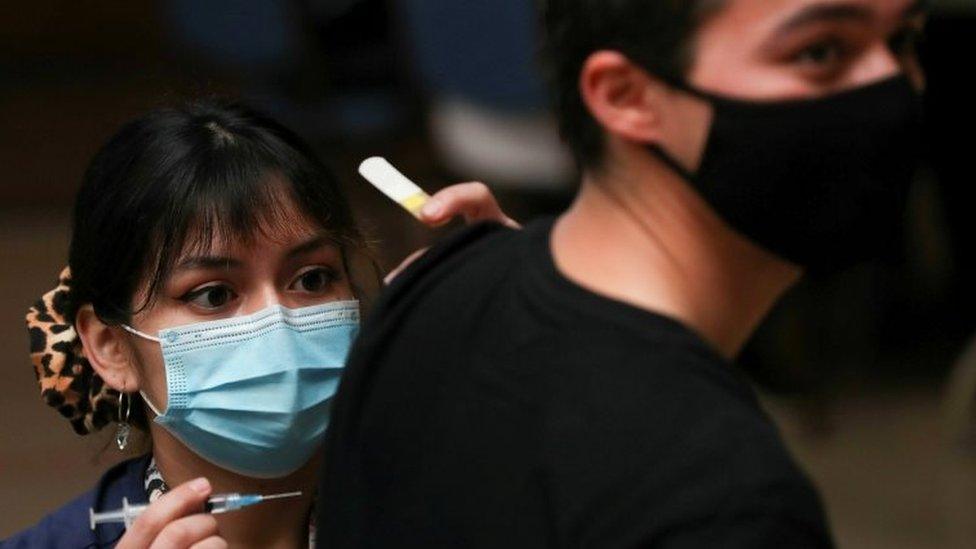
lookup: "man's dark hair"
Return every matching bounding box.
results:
[540,0,723,169]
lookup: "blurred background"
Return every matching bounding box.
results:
[1,1,975,547]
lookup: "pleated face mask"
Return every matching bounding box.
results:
[123,300,360,478]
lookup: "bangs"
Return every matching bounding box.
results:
[176,171,323,259]
[132,127,352,312]
[69,100,374,325]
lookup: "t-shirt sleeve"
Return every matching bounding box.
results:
[657,482,835,548]
[554,430,835,548]
[541,342,834,548]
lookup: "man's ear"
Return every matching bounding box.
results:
[75,305,140,392]
[580,50,713,172]
[580,51,673,146]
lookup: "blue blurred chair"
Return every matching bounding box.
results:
[397,0,572,188]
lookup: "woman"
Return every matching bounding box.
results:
[7,100,513,548]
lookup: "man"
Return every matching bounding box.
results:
[318,0,927,546]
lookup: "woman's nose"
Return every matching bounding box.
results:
[242,284,284,315]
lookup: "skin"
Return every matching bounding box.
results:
[553,0,928,359]
[75,179,513,548]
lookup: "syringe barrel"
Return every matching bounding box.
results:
[89,498,148,530]
[90,509,125,530]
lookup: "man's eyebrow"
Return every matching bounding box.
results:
[174,256,244,271]
[285,234,338,260]
[773,0,930,38]
[773,2,873,37]
[903,0,930,18]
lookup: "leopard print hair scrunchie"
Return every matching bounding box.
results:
[26,267,121,435]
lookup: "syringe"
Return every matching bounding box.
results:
[89,491,302,530]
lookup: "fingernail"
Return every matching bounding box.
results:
[421,199,442,219]
[189,477,210,494]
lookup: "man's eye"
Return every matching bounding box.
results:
[794,40,846,66]
[182,285,236,310]
[290,268,336,293]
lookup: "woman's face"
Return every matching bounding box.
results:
[124,195,355,412]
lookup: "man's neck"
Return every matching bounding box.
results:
[551,155,800,359]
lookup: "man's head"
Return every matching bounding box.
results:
[542,0,928,172]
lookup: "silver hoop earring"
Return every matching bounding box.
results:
[116,391,131,451]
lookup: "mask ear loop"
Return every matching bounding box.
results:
[639,72,715,183]
[122,324,161,343]
[140,390,164,417]
[646,145,700,183]
[120,324,166,416]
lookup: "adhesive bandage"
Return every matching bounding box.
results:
[358,157,431,219]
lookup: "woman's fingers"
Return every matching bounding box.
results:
[190,536,229,549]
[386,182,520,284]
[419,182,520,229]
[149,515,220,549]
[116,477,213,549]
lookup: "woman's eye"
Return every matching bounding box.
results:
[290,268,336,293]
[182,285,236,310]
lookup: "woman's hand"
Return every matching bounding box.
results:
[386,182,519,284]
[115,477,227,549]
[418,182,520,229]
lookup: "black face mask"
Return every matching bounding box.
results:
[651,75,923,271]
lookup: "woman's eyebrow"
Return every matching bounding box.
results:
[175,256,244,271]
[286,234,338,260]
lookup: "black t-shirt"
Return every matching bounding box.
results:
[318,219,834,548]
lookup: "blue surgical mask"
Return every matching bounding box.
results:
[123,300,359,478]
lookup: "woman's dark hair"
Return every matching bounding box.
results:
[67,99,374,326]
[540,0,724,169]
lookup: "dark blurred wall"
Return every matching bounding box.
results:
[0,1,235,208]
[0,2,241,535]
